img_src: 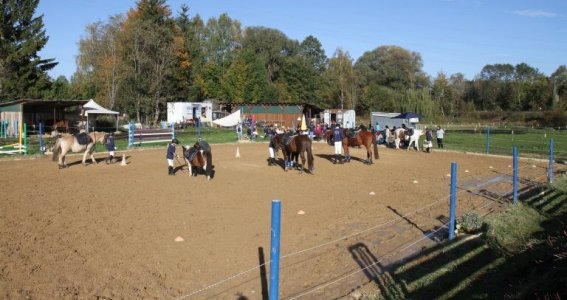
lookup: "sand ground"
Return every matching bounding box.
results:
[0,141,550,299]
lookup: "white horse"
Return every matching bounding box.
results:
[407,129,424,151]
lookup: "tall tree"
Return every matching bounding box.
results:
[174,5,206,101]
[325,48,356,109]
[76,16,124,109]
[0,0,57,100]
[355,45,424,90]
[119,0,188,125]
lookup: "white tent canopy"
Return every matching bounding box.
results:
[82,99,119,132]
[212,109,241,127]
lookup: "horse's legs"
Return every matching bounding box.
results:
[298,151,306,173]
[90,150,97,164]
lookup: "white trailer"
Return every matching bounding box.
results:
[370,111,420,130]
[167,102,212,125]
[323,109,356,128]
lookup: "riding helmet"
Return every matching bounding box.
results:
[172,138,179,144]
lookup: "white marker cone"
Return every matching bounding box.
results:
[236,146,240,158]
[121,154,127,166]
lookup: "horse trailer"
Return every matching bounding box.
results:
[323,109,356,128]
[167,102,212,125]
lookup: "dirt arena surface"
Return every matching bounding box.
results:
[0,141,550,299]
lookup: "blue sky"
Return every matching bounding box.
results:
[37,0,567,80]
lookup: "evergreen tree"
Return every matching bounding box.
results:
[0,0,57,101]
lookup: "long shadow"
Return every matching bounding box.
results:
[258,247,269,300]
[64,156,128,167]
[387,206,445,243]
[452,189,567,299]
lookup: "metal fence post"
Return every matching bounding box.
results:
[269,200,281,300]
[548,139,554,184]
[485,127,490,154]
[39,122,44,155]
[449,162,457,241]
[513,146,518,205]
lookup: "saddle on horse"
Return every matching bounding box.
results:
[184,147,199,162]
[75,133,92,145]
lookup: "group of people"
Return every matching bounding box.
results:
[374,124,445,151]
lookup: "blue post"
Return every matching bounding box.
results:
[128,123,134,148]
[269,200,281,300]
[39,122,44,155]
[548,139,554,184]
[513,146,518,205]
[198,119,202,140]
[449,162,457,241]
[485,127,490,154]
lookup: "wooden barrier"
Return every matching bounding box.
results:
[128,124,174,147]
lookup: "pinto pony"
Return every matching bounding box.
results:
[51,131,108,168]
[182,142,213,180]
[273,134,314,173]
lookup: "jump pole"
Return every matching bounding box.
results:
[548,138,554,184]
[269,199,281,300]
[513,146,518,205]
[23,123,27,155]
[449,162,457,241]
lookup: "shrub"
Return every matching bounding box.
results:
[458,212,483,234]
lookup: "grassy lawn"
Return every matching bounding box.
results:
[439,126,567,160]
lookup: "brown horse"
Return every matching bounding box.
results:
[182,142,213,180]
[51,131,108,168]
[328,125,379,164]
[273,134,314,173]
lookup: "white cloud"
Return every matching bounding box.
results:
[513,10,557,18]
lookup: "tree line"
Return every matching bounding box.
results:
[1,0,566,126]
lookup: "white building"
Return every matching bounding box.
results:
[167,101,212,125]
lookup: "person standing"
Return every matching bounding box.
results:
[268,135,277,166]
[166,138,179,175]
[425,127,433,153]
[236,124,243,141]
[332,124,344,164]
[105,132,116,164]
[436,126,445,149]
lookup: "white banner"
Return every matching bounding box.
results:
[212,110,241,127]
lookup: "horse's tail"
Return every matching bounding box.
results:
[205,150,213,177]
[307,142,314,171]
[52,137,61,162]
[373,133,379,159]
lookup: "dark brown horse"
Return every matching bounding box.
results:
[273,134,314,173]
[182,142,213,180]
[328,125,379,164]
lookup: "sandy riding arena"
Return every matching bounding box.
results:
[0,142,549,299]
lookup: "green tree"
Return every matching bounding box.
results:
[0,0,57,100]
[355,45,424,90]
[76,16,124,109]
[118,0,187,125]
[325,48,356,109]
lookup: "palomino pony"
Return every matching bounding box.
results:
[273,133,314,173]
[182,141,213,180]
[52,131,108,168]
